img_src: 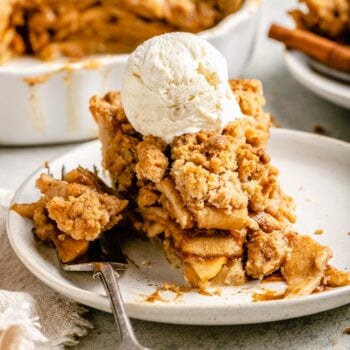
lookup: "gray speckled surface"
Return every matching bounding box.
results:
[1,0,349,349]
[77,306,350,350]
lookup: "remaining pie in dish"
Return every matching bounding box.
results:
[289,0,350,44]
[0,0,244,64]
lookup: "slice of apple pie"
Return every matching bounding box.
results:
[12,77,350,298]
[90,78,349,295]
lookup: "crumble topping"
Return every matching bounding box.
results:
[90,92,141,194]
[172,131,248,213]
[135,136,168,184]
[47,190,124,241]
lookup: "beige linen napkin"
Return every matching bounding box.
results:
[0,189,92,349]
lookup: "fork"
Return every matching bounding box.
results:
[61,230,150,350]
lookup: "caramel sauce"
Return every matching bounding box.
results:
[199,289,212,296]
[24,74,52,85]
[27,83,45,133]
[343,327,350,335]
[213,288,222,296]
[252,290,286,302]
[144,283,193,303]
[23,60,102,135]
[230,230,244,246]
[144,289,166,303]
[313,125,326,135]
[100,66,113,95]
[64,70,79,132]
[178,286,192,293]
[261,274,284,283]
[270,115,282,128]
[163,283,193,300]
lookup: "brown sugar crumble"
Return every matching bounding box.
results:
[314,229,324,235]
[343,327,350,335]
[313,125,326,135]
[270,115,282,128]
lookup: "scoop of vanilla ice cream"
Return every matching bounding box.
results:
[121,32,243,143]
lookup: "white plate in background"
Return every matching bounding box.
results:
[308,58,350,84]
[284,50,350,110]
[7,129,350,325]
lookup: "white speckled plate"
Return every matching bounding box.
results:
[284,50,350,110]
[7,129,350,325]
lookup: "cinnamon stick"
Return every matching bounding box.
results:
[268,24,350,73]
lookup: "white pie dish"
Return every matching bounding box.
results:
[308,58,350,84]
[0,0,261,145]
[7,128,350,325]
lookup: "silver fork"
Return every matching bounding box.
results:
[61,230,150,350]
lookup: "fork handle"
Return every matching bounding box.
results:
[94,263,149,350]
